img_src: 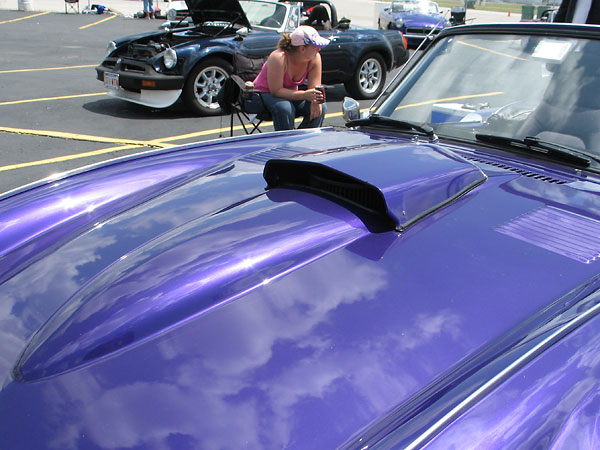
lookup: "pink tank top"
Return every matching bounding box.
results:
[253,51,310,93]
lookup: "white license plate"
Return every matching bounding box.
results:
[104,72,119,90]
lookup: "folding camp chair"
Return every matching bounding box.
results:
[218,53,272,137]
[65,0,79,13]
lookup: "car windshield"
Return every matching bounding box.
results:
[239,0,288,28]
[372,32,600,158]
[392,0,438,14]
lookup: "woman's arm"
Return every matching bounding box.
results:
[305,52,322,90]
[306,53,324,120]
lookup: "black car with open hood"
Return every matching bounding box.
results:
[95,0,408,115]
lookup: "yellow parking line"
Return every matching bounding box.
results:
[0,125,244,172]
[395,92,504,110]
[0,145,145,172]
[0,92,106,106]
[79,14,117,29]
[0,11,50,24]
[154,111,346,143]
[0,126,172,148]
[151,125,272,143]
[458,40,527,61]
[0,110,347,172]
[0,64,97,74]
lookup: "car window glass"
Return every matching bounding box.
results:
[392,0,435,13]
[240,0,286,28]
[375,34,600,156]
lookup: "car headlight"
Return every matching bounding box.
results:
[164,48,177,69]
[167,8,177,20]
[394,19,404,28]
[106,41,117,56]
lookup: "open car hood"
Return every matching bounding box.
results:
[184,0,251,27]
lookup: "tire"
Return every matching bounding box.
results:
[344,53,386,100]
[183,58,233,116]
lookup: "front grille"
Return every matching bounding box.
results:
[127,42,165,57]
[121,63,145,73]
[406,27,441,34]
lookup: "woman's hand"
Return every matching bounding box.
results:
[305,88,324,104]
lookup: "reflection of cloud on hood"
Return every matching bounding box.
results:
[46,374,270,450]
[396,309,462,351]
[119,172,263,235]
[191,251,388,376]
[261,341,420,447]
[0,234,117,381]
[18,247,467,450]
[575,332,600,370]
[36,207,307,364]
[38,249,391,449]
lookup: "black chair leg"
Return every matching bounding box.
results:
[230,110,235,137]
[250,120,262,134]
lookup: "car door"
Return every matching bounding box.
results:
[318,29,356,84]
[237,32,281,59]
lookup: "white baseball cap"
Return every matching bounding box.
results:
[290,26,331,48]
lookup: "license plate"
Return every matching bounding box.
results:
[104,72,119,90]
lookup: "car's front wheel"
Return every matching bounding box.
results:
[183,58,232,116]
[344,53,386,100]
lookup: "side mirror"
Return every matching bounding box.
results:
[286,6,301,32]
[236,27,249,38]
[342,97,361,122]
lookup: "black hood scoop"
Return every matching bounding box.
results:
[264,143,486,233]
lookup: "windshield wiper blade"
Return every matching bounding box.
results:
[475,133,594,168]
[346,114,438,142]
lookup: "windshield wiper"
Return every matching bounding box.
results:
[475,133,595,168]
[346,114,438,142]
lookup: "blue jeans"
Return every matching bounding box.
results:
[143,0,153,13]
[246,93,326,131]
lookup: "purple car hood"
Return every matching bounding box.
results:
[1,128,600,449]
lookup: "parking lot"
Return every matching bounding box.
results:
[0,10,384,195]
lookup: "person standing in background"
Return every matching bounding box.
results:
[143,0,154,19]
